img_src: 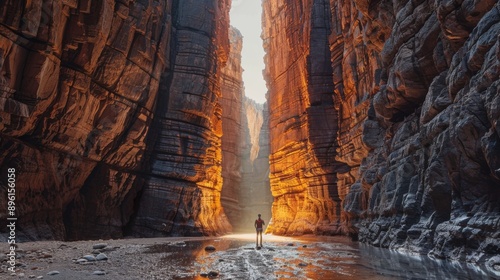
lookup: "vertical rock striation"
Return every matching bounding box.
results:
[0,0,234,240]
[239,98,272,232]
[264,0,500,262]
[131,0,232,237]
[0,0,171,240]
[220,27,244,228]
[263,0,344,235]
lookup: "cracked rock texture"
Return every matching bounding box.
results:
[0,0,233,240]
[264,0,500,261]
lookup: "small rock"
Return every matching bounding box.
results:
[11,273,17,276]
[204,245,216,251]
[287,243,294,246]
[18,273,25,277]
[302,245,307,248]
[92,243,107,250]
[76,258,88,263]
[37,277,44,279]
[298,262,308,267]
[208,271,219,277]
[172,241,186,247]
[47,271,60,276]
[82,255,96,261]
[29,275,36,278]
[92,250,101,254]
[200,272,208,277]
[92,271,106,276]
[96,253,108,261]
[218,259,224,262]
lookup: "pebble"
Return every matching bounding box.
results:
[302,245,307,248]
[82,255,96,261]
[92,250,101,254]
[29,275,36,279]
[287,243,294,246]
[298,262,308,267]
[37,277,43,279]
[172,241,186,247]
[92,243,107,250]
[92,271,106,275]
[76,258,88,264]
[96,253,108,261]
[11,273,17,276]
[18,273,25,277]
[47,271,60,275]
[208,271,219,277]
[204,245,216,251]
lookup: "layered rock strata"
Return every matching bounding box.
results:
[264,0,500,262]
[343,0,500,263]
[263,0,344,235]
[220,27,244,227]
[130,0,232,237]
[238,98,272,232]
[0,0,171,240]
[0,0,233,240]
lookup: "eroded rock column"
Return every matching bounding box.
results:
[263,0,343,235]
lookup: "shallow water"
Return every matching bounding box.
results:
[145,234,499,280]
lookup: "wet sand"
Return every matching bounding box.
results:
[2,234,498,279]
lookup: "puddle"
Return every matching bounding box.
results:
[144,234,497,280]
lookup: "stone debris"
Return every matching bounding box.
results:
[47,271,59,276]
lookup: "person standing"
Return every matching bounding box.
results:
[255,214,265,248]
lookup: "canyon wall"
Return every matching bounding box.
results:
[220,27,244,228]
[264,0,500,262]
[0,0,233,240]
[263,0,345,235]
[238,98,272,232]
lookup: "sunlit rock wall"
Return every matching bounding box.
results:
[0,0,171,240]
[263,0,344,235]
[264,0,500,262]
[343,0,500,262]
[221,27,244,228]
[131,0,232,237]
[239,98,272,232]
[0,0,234,240]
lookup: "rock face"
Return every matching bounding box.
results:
[263,0,345,235]
[0,0,233,240]
[220,27,244,227]
[219,27,272,231]
[238,98,272,232]
[127,0,233,237]
[264,0,500,262]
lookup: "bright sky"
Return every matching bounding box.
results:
[230,0,267,104]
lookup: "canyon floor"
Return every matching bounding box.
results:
[1,234,498,279]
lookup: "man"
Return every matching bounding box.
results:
[254,214,265,248]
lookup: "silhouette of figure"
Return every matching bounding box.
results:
[255,214,265,247]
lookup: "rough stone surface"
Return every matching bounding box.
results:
[129,0,233,237]
[0,0,233,240]
[263,0,345,235]
[220,27,244,227]
[264,0,500,262]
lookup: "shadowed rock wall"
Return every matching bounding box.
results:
[129,0,232,237]
[263,0,344,235]
[264,0,500,262]
[221,27,244,227]
[238,98,272,232]
[0,0,233,240]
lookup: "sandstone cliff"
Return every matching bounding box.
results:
[238,98,272,232]
[263,0,345,235]
[220,27,244,228]
[0,0,233,240]
[263,0,500,262]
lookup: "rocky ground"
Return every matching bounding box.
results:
[1,234,498,279]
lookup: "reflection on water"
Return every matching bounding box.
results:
[145,234,499,280]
